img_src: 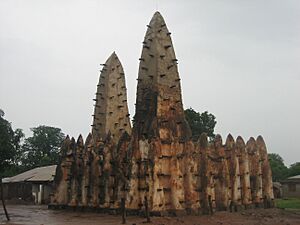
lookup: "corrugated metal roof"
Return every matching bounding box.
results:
[288,175,300,179]
[2,165,57,183]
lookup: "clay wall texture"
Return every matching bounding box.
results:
[50,11,274,215]
[92,52,131,142]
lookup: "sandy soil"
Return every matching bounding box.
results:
[1,205,300,225]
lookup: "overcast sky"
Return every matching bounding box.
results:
[0,0,299,165]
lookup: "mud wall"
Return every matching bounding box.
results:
[50,11,274,215]
[51,133,274,214]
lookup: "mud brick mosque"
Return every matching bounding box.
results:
[50,12,274,215]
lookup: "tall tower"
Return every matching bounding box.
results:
[127,12,194,213]
[51,12,274,213]
[92,52,131,141]
[134,11,191,139]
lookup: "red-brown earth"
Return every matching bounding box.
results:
[1,205,300,225]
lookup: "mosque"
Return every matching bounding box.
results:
[50,12,274,215]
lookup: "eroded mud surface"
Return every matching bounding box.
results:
[1,205,300,225]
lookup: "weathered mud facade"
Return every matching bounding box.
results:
[50,12,274,215]
[51,53,132,210]
[92,52,131,142]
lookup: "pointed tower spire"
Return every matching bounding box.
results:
[92,52,131,141]
[134,11,191,139]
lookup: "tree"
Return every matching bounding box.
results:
[184,107,217,140]
[0,114,15,173]
[21,125,65,169]
[0,109,4,117]
[268,153,288,181]
[288,162,300,177]
[0,110,24,177]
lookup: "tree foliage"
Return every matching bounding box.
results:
[268,153,300,181]
[0,111,24,177]
[288,162,300,177]
[268,153,288,181]
[184,108,216,140]
[21,125,65,170]
[0,116,16,171]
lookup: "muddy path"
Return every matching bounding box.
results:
[1,205,300,225]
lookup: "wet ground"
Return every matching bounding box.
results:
[1,205,300,225]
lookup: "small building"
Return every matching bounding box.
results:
[281,175,300,198]
[2,165,57,204]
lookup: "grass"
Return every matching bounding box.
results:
[275,198,300,209]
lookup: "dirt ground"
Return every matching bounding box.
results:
[1,205,300,225]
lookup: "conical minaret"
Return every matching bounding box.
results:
[127,11,194,213]
[92,52,131,141]
[51,11,274,214]
[134,11,191,139]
